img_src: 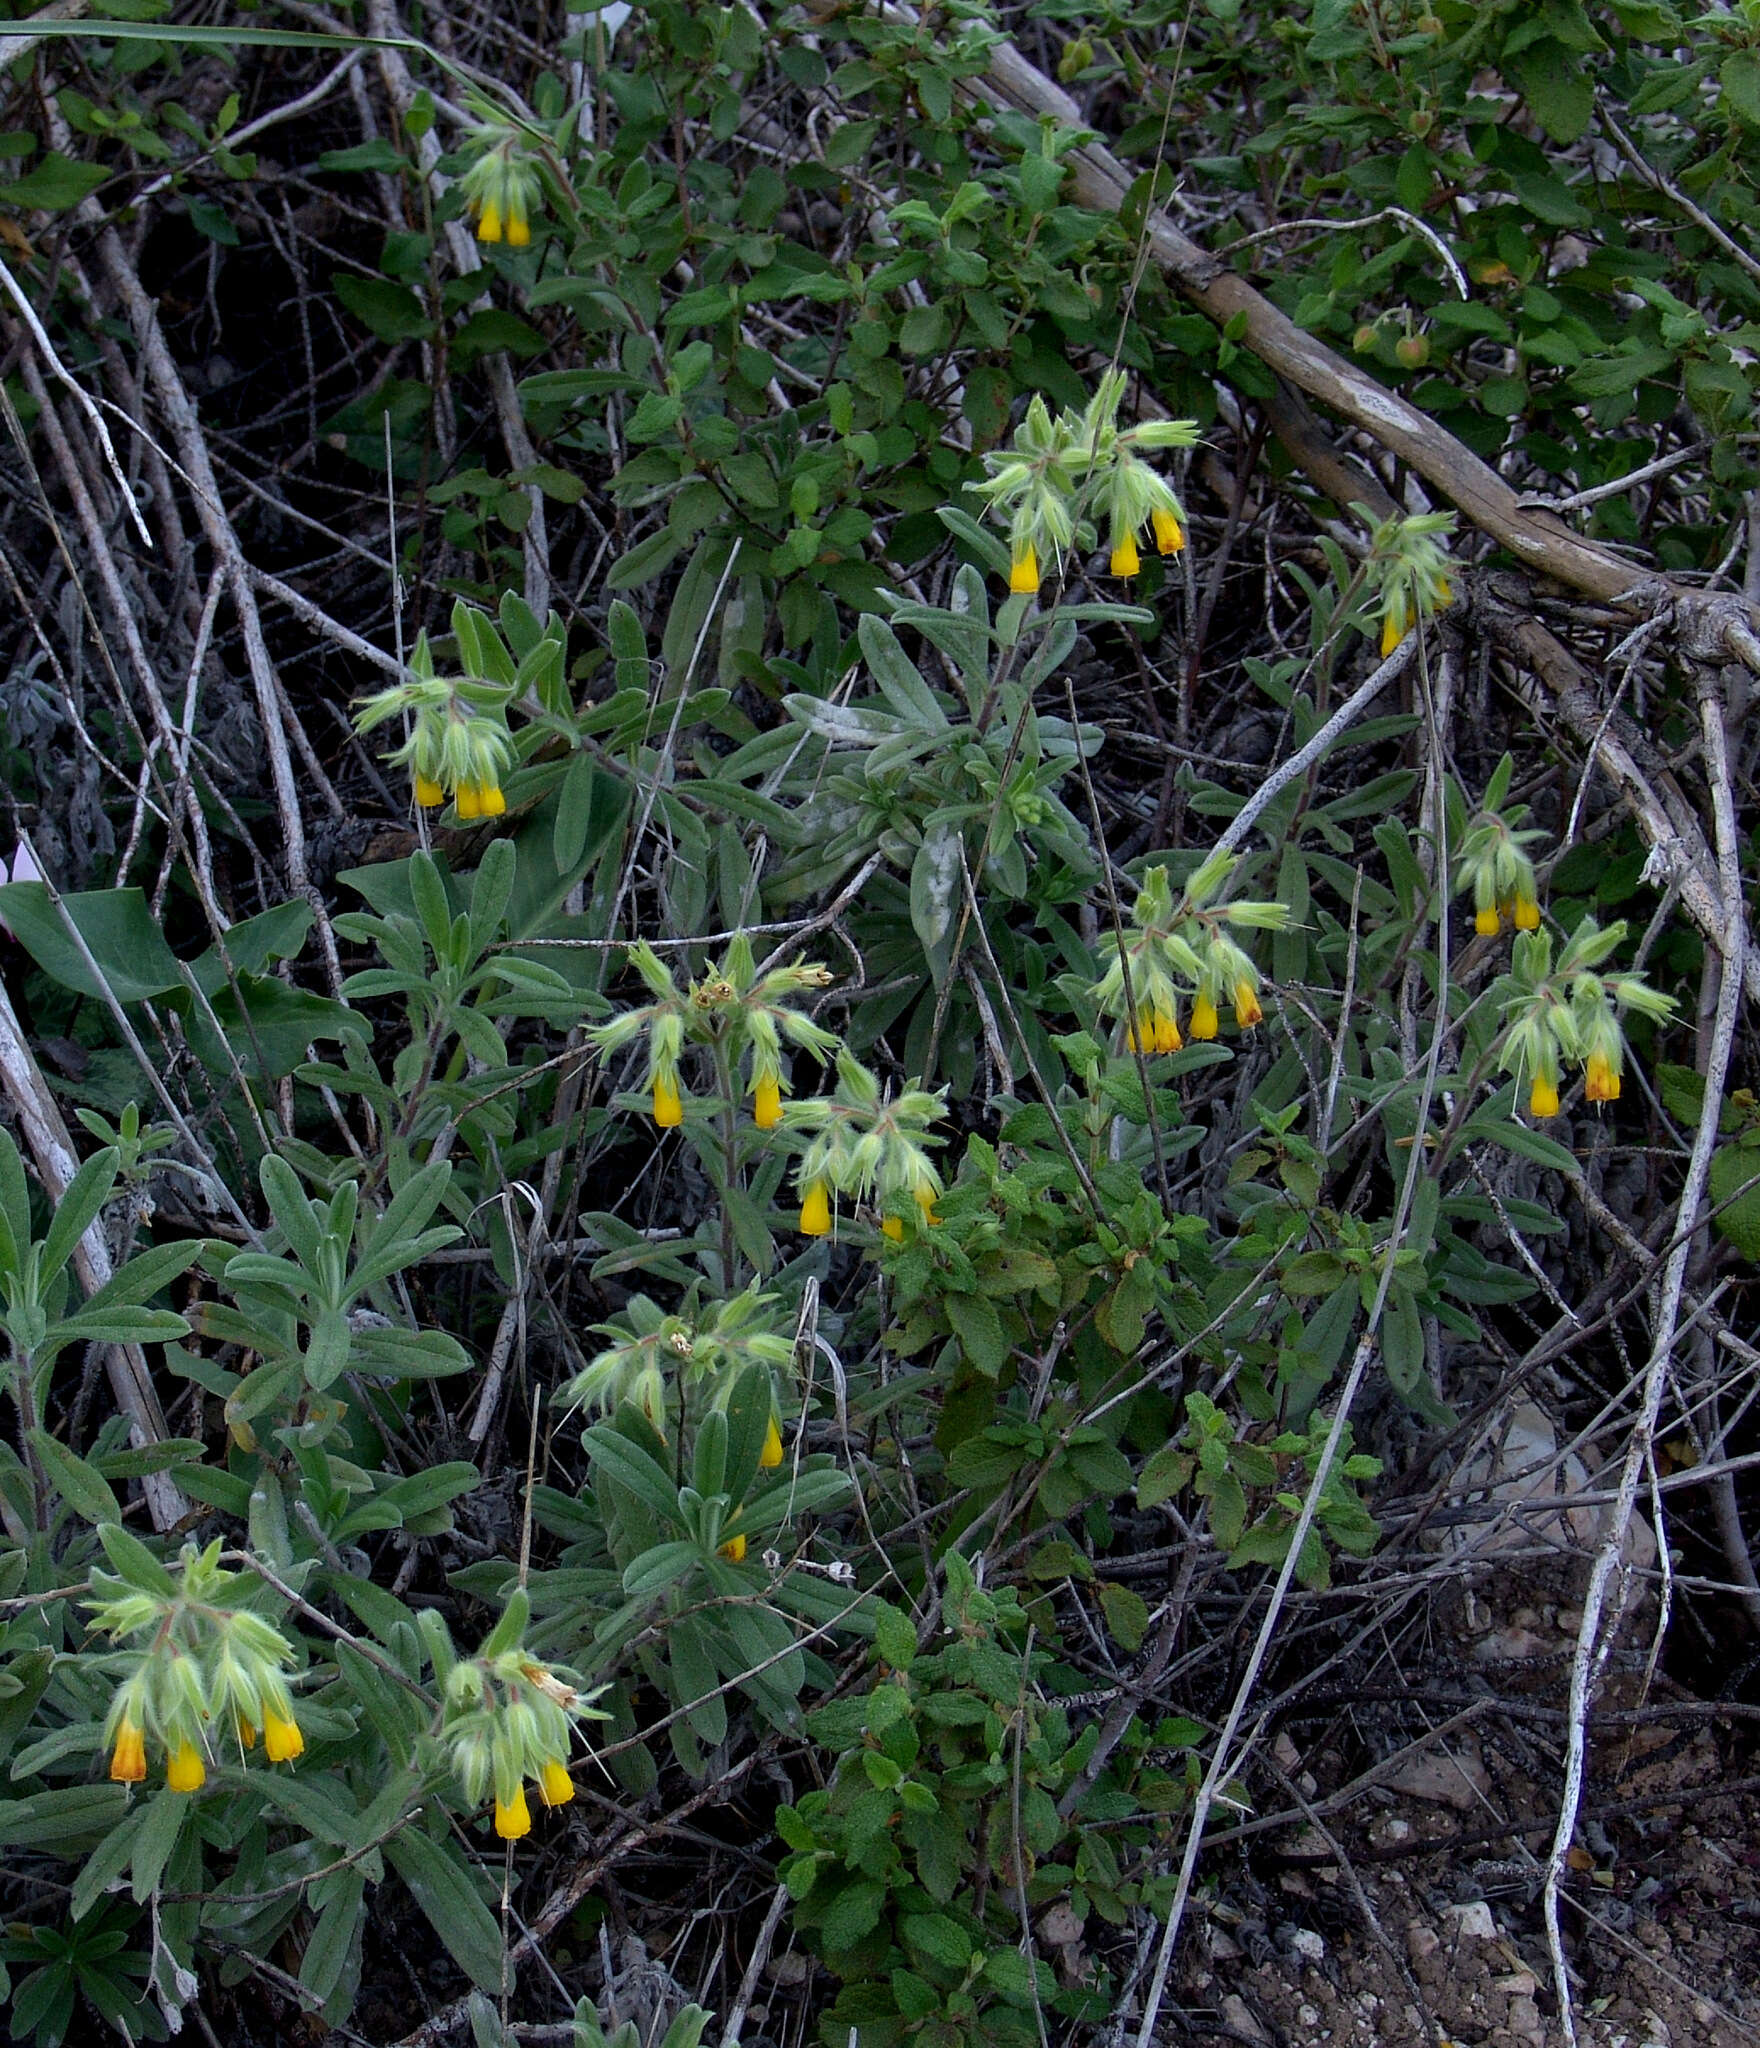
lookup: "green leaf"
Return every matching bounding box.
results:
[859,615,947,731]
[1503,41,1595,143]
[70,1808,143,1921]
[0,1784,127,1851]
[898,302,950,356]
[622,1541,703,1600]
[452,309,545,365]
[1380,1284,1427,1404]
[909,821,965,986]
[40,1146,118,1286]
[720,1361,772,1509]
[981,1947,1053,2009]
[1462,1112,1579,1175]
[584,1424,686,1526]
[307,1305,353,1389]
[332,271,434,342]
[1656,1060,1713,1130]
[0,884,182,1001]
[377,1462,479,1521]
[657,2007,713,2048]
[1098,1581,1149,1652]
[301,1867,366,2009]
[1723,50,1760,126]
[669,1613,727,1745]
[0,1648,54,1767]
[1711,1142,1760,1260]
[1205,1469,1247,1550]
[129,1787,186,1903]
[606,527,686,590]
[900,1912,971,1971]
[1281,1250,1347,1296]
[1136,1443,1192,1510]
[944,1291,1011,1377]
[98,1521,177,1597]
[320,138,407,173]
[256,1773,360,1849]
[1569,344,1676,398]
[385,1831,505,1993]
[873,1600,917,1673]
[83,1240,205,1317]
[823,119,878,170]
[819,1878,887,1953]
[28,1432,121,1524]
[0,151,106,210]
[1609,0,1681,34]
[945,1435,1026,1491]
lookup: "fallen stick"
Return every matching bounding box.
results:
[963,32,1647,608]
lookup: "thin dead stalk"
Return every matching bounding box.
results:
[1540,672,1748,2045]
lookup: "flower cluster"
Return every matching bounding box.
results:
[555,1283,794,1455]
[1498,918,1676,1118]
[1454,764,1547,936]
[88,1540,304,1794]
[587,934,838,1132]
[972,370,1198,594]
[1088,853,1290,1052]
[1361,505,1456,656]
[354,617,516,820]
[786,1047,947,1240]
[437,1598,605,1841]
[456,105,545,247]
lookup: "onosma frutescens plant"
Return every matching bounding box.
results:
[0,270,1688,2048]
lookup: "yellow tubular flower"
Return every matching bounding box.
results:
[800,1181,831,1236]
[760,1418,784,1468]
[915,1184,940,1227]
[719,1533,747,1562]
[479,784,507,819]
[1154,1007,1182,1054]
[539,1758,575,1807]
[1380,613,1404,658]
[477,196,503,243]
[1585,1051,1620,1103]
[495,1785,532,1839]
[456,783,483,822]
[754,1076,782,1130]
[167,1743,206,1794]
[1152,507,1184,555]
[237,1719,257,1751]
[1475,906,1501,938]
[882,1214,904,1243]
[1111,533,1141,578]
[1531,1073,1561,1119]
[110,1720,147,1784]
[1189,993,1219,1042]
[507,209,531,249]
[414,775,445,808]
[264,1712,304,1764]
[1514,895,1541,932]
[1010,543,1040,595]
[653,1074,684,1129]
[1233,980,1263,1030]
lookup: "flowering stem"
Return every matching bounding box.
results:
[393,1015,448,1142]
[7,1346,47,1531]
[709,1035,741,1289]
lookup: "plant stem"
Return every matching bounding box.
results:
[9,1347,46,1531]
[710,1034,741,1290]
